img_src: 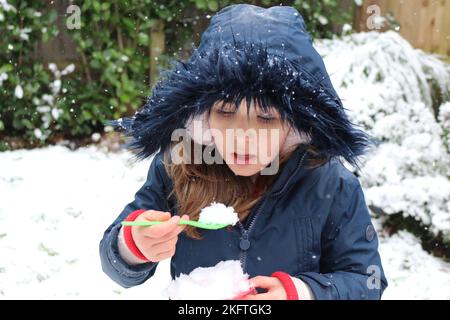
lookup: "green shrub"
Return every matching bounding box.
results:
[0,0,351,148]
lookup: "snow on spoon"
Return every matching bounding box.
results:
[121,202,239,230]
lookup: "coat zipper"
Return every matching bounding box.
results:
[238,150,308,272]
[238,200,264,270]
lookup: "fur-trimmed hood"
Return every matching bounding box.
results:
[109,4,373,168]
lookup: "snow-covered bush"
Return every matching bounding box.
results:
[31,63,75,141]
[0,1,59,148]
[315,31,450,241]
[439,102,450,153]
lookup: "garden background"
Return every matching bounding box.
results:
[0,0,449,299]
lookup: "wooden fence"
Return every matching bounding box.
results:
[37,0,450,74]
[354,0,450,56]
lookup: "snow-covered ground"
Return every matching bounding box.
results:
[1,145,449,299]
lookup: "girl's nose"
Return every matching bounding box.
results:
[233,125,257,141]
[234,134,250,148]
[233,129,257,152]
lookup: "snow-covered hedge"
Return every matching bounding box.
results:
[315,31,450,239]
[439,102,450,152]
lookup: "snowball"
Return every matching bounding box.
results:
[165,260,253,300]
[198,202,239,226]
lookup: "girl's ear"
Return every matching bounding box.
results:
[280,126,311,155]
[185,111,215,146]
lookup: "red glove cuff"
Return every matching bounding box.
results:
[271,271,299,300]
[122,209,149,262]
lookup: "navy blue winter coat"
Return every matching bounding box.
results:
[100,4,388,299]
[100,145,387,299]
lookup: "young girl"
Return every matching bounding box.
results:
[100,4,387,300]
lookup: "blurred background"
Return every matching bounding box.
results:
[0,0,449,299]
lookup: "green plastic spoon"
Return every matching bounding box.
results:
[121,219,230,230]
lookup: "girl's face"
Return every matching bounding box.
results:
[208,100,291,177]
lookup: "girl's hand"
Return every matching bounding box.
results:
[131,210,189,262]
[241,276,288,300]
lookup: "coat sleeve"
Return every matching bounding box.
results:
[295,178,388,300]
[99,149,172,288]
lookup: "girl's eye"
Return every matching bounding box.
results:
[257,115,275,123]
[216,109,235,117]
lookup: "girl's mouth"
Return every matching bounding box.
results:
[232,152,256,165]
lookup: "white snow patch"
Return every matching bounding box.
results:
[0,146,170,299]
[91,132,101,142]
[0,146,449,299]
[165,260,253,300]
[377,226,450,300]
[0,72,7,86]
[0,0,16,12]
[14,84,23,99]
[19,28,31,41]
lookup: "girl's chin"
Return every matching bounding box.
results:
[226,163,262,176]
